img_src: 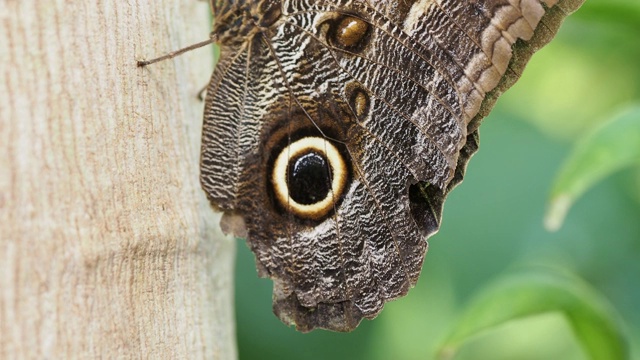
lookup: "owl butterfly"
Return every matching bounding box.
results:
[192,0,584,332]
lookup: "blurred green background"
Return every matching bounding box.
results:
[232,0,640,358]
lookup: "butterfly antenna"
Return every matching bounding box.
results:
[137,35,217,67]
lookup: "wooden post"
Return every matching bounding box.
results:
[0,1,237,358]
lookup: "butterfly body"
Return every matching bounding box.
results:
[200,0,583,332]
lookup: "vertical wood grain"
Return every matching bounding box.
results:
[0,0,236,358]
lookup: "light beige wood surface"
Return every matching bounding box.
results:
[0,1,236,358]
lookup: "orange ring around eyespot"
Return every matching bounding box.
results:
[271,137,347,220]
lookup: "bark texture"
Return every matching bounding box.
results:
[0,1,236,358]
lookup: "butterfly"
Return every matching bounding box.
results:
[143,0,584,332]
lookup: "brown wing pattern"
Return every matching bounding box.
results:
[200,0,584,332]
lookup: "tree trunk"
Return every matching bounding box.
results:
[0,1,236,358]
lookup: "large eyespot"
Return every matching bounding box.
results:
[329,15,371,52]
[272,137,348,220]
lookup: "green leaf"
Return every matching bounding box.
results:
[544,105,640,231]
[437,270,628,360]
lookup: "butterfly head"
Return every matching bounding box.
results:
[211,0,282,46]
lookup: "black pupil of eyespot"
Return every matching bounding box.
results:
[287,152,332,205]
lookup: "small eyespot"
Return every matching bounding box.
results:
[345,82,371,118]
[351,90,370,118]
[330,15,371,51]
[271,137,348,220]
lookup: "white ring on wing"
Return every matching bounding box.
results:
[272,136,347,220]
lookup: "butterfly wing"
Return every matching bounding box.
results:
[201,0,584,332]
